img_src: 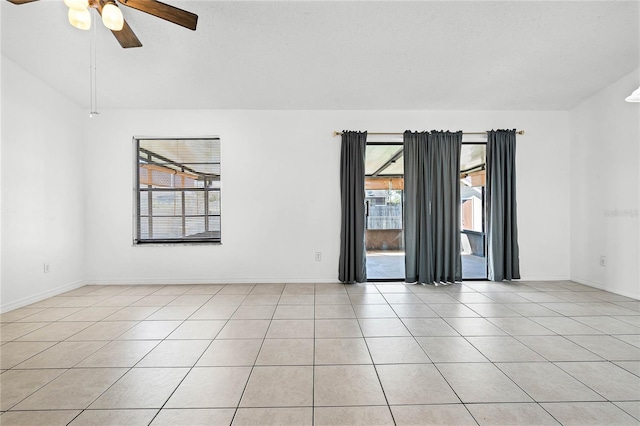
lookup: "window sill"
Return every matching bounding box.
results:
[133,242,222,247]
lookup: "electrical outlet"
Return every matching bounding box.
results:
[315,252,322,262]
[599,256,607,267]
[44,263,50,273]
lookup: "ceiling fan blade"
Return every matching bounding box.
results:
[116,0,197,31]
[110,19,143,48]
[6,0,40,4]
[93,0,142,48]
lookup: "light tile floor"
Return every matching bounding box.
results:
[1,281,639,425]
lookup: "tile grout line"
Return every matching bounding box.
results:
[227,283,279,426]
[3,288,144,412]
[453,289,619,412]
[67,285,191,424]
[408,283,484,426]
[464,281,638,424]
[2,281,638,424]
[348,283,398,426]
[67,286,217,424]
[145,286,235,425]
[389,284,481,426]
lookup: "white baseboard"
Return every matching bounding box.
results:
[1,280,86,313]
[85,277,341,285]
[571,276,640,300]
[518,275,571,281]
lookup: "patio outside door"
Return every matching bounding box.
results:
[363,141,488,281]
[460,143,488,279]
[364,143,405,280]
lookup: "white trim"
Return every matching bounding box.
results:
[518,275,571,281]
[85,277,341,285]
[85,276,577,286]
[571,276,640,300]
[1,280,86,313]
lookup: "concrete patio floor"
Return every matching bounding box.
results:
[366,252,487,280]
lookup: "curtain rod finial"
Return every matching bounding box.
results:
[333,131,342,137]
[517,130,525,135]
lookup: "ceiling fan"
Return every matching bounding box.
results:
[6,0,198,48]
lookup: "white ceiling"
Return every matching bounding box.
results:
[2,0,639,110]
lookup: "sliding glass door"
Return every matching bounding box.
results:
[460,143,488,279]
[363,141,488,281]
[364,144,405,280]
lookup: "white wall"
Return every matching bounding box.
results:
[570,69,640,299]
[0,58,574,306]
[84,109,571,284]
[0,46,3,307]
[1,56,86,311]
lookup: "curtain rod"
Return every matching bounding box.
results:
[332,130,525,137]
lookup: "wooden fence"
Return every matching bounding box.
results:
[367,204,402,230]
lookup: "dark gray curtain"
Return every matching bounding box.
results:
[486,129,521,281]
[338,131,367,283]
[404,131,431,283]
[404,130,462,284]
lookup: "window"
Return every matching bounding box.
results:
[134,137,221,244]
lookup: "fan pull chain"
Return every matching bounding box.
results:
[89,9,99,118]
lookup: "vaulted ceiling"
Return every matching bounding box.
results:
[2,0,639,110]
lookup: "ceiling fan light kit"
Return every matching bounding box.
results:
[64,0,88,11]
[8,0,198,48]
[625,87,640,103]
[68,6,91,30]
[101,1,124,31]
